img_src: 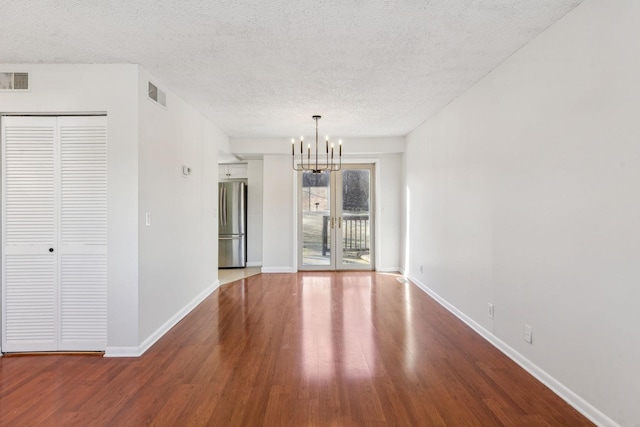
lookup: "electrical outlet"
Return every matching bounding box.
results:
[524,324,533,343]
[488,303,494,319]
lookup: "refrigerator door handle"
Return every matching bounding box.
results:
[219,235,242,240]
[219,185,223,226]
[221,185,227,226]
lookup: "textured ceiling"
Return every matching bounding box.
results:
[1,0,583,138]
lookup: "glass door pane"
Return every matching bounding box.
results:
[298,164,374,271]
[300,171,332,267]
[337,166,374,269]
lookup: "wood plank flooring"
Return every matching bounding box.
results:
[0,272,592,426]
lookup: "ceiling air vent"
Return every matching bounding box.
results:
[148,82,166,107]
[0,72,29,90]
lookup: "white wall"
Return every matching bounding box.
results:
[261,156,296,272]
[404,1,640,425]
[376,154,402,272]
[138,68,223,345]
[0,64,140,349]
[246,160,263,266]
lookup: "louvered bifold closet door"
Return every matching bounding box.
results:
[2,116,107,353]
[2,117,58,352]
[57,116,107,351]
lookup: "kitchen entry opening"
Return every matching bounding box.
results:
[298,164,374,271]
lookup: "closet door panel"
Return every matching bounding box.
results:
[59,254,107,349]
[3,117,57,248]
[2,117,58,352]
[4,254,57,351]
[58,116,107,351]
[59,118,107,246]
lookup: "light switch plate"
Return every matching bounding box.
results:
[524,324,533,343]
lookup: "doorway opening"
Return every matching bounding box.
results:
[298,164,374,271]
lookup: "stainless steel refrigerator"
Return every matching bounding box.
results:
[218,181,247,268]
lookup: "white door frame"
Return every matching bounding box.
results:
[297,162,376,271]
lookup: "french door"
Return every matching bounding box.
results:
[298,164,374,271]
[1,115,108,352]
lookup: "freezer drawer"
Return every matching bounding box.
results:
[219,235,246,268]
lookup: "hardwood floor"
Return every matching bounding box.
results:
[0,272,591,426]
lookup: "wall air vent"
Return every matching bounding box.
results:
[148,82,167,107]
[0,72,29,90]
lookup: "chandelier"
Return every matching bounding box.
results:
[292,115,342,173]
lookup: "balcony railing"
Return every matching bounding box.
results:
[322,214,370,256]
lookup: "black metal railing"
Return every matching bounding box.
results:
[322,214,370,256]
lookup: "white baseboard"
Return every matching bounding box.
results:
[246,261,262,267]
[261,266,297,273]
[104,280,220,358]
[259,267,402,274]
[104,346,140,357]
[376,267,401,273]
[407,275,618,427]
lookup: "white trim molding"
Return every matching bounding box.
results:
[408,276,619,427]
[103,346,139,358]
[376,267,401,273]
[246,261,262,267]
[105,281,220,358]
[261,266,297,273]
